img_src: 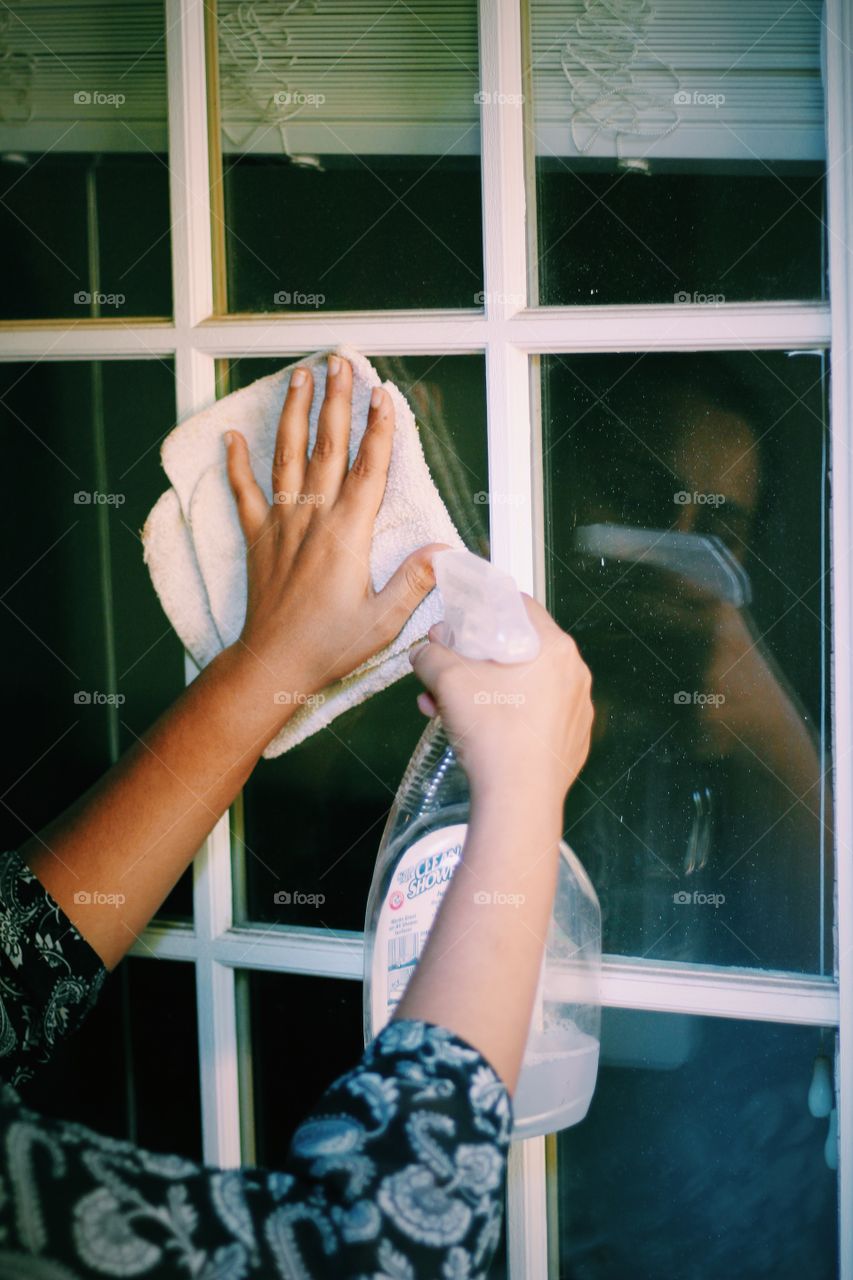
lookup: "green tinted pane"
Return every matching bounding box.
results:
[543,351,831,973]
[0,360,191,918]
[0,1,171,318]
[215,2,482,311]
[528,1,826,303]
[554,1011,836,1278]
[221,355,487,928]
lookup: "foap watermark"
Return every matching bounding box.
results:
[74,290,125,308]
[473,890,526,907]
[474,90,524,106]
[673,490,725,507]
[473,491,524,506]
[74,490,126,506]
[673,889,726,908]
[674,690,726,707]
[273,289,325,308]
[273,690,326,707]
[473,690,526,706]
[673,290,725,305]
[73,890,126,907]
[273,89,326,107]
[273,889,326,906]
[73,90,126,108]
[474,289,525,307]
[673,89,725,109]
[273,490,325,506]
[74,690,126,706]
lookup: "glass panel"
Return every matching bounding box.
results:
[0,0,172,319]
[528,0,826,304]
[23,958,202,1163]
[552,1010,837,1278]
[543,351,831,973]
[0,360,191,918]
[213,1,482,311]
[220,355,488,928]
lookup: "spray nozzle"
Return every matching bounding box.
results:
[432,549,541,664]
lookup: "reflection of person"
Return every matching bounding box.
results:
[0,356,593,1276]
[564,357,827,970]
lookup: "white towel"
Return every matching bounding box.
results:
[142,344,465,758]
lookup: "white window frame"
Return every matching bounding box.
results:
[0,0,849,1273]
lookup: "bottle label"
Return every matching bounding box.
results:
[371,823,468,1034]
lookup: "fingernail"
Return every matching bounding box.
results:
[370,385,383,409]
[408,640,428,664]
[291,367,306,388]
[224,430,233,447]
[328,354,341,376]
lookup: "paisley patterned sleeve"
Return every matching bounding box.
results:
[0,850,107,1088]
[0,1018,513,1279]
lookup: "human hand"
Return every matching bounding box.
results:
[224,354,449,708]
[409,595,594,805]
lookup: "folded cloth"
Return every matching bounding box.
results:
[142,344,464,758]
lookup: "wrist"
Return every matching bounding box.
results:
[207,643,302,742]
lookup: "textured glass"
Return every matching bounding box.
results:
[219,355,487,929]
[528,1,826,304]
[0,1,171,319]
[214,1,483,311]
[543,351,831,973]
[0,360,191,918]
[553,1010,837,1278]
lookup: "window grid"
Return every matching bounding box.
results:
[0,0,849,1273]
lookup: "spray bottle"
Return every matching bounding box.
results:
[363,549,601,1140]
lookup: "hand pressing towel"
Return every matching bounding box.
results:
[142,344,464,758]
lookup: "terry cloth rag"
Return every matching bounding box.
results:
[141,344,464,758]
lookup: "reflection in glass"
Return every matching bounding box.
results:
[528,0,826,303]
[214,1,483,311]
[0,360,191,917]
[219,355,487,928]
[543,352,831,973]
[553,1010,837,1278]
[0,0,172,319]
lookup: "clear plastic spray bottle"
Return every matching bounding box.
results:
[363,549,601,1140]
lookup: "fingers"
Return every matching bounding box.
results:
[408,613,459,695]
[335,385,395,528]
[271,365,312,504]
[225,430,268,543]
[302,353,353,507]
[373,543,449,641]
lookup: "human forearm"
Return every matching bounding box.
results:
[21,644,295,969]
[392,780,564,1093]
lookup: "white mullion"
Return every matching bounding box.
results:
[166,0,238,1167]
[479,2,546,1276]
[824,0,853,1272]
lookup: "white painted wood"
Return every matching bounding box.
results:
[507,1138,550,1280]
[165,0,214,329]
[824,0,853,1271]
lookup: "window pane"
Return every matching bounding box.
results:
[528,0,826,304]
[0,1,172,319]
[552,1010,837,1278]
[221,355,488,929]
[0,360,191,919]
[23,958,201,1163]
[213,2,482,311]
[543,351,831,973]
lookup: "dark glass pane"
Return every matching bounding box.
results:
[221,355,488,928]
[22,958,201,1164]
[0,3,171,319]
[554,1010,837,1278]
[0,360,191,919]
[543,351,831,973]
[529,1,826,304]
[215,1,482,311]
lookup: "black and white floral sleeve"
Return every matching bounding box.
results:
[0,849,106,1088]
[0,849,513,1277]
